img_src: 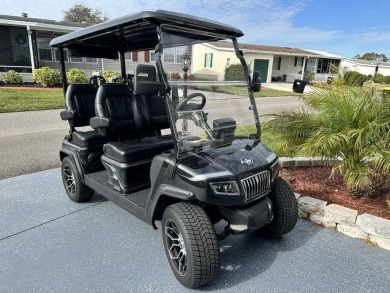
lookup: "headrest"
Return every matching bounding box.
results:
[134,64,160,96]
[65,83,97,110]
[96,83,132,104]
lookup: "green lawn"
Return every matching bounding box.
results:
[0,88,64,113]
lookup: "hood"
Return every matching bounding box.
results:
[198,139,277,175]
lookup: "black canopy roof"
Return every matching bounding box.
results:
[50,10,243,59]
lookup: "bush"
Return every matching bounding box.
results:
[382,75,390,84]
[343,71,365,86]
[269,87,390,197]
[67,68,88,84]
[102,71,121,83]
[225,64,246,81]
[2,70,23,84]
[303,71,315,82]
[33,67,61,87]
[374,73,384,83]
[170,72,181,80]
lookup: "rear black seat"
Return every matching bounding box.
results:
[60,84,111,147]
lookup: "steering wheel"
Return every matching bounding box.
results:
[176,93,206,112]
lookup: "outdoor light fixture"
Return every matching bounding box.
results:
[181,50,191,73]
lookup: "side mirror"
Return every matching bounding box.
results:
[251,71,261,92]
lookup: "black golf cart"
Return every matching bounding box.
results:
[51,10,298,289]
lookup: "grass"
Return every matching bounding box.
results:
[194,85,301,97]
[0,88,64,113]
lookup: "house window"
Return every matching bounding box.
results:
[150,50,156,62]
[37,38,52,61]
[273,56,281,70]
[294,56,303,67]
[124,52,132,61]
[70,56,83,63]
[204,53,213,68]
[85,57,98,64]
[163,47,175,63]
[175,46,187,64]
[54,49,69,62]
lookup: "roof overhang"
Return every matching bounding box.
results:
[0,19,81,33]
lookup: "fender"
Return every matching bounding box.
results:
[60,142,85,181]
[148,183,195,229]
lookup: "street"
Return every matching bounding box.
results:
[0,169,389,292]
[0,95,304,179]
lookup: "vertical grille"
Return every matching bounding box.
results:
[241,170,270,201]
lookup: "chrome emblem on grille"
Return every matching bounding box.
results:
[241,156,253,165]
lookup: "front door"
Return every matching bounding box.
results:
[254,59,269,83]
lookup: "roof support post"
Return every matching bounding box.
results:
[119,51,126,83]
[26,26,36,71]
[58,47,68,97]
[29,28,40,69]
[232,38,262,139]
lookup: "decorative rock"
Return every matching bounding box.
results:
[279,157,295,168]
[294,192,301,200]
[337,224,368,240]
[324,204,358,225]
[356,214,390,238]
[298,196,327,215]
[298,209,308,218]
[309,214,336,228]
[310,157,326,167]
[369,235,390,251]
[294,157,311,167]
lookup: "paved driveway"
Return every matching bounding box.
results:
[0,169,389,292]
[0,95,303,180]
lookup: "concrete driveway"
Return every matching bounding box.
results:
[0,169,389,292]
[264,82,316,94]
[0,95,304,180]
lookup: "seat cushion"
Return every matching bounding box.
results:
[72,130,112,147]
[104,136,174,163]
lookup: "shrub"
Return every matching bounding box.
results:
[343,71,365,86]
[382,75,390,84]
[374,73,384,83]
[2,70,23,84]
[67,68,88,84]
[170,72,181,80]
[33,67,61,87]
[102,71,121,83]
[225,63,246,81]
[269,87,390,197]
[303,70,315,82]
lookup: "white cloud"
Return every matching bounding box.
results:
[1,0,338,44]
[353,31,390,42]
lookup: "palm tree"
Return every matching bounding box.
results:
[268,86,390,197]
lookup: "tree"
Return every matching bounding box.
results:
[353,52,388,62]
[63,4,108,24]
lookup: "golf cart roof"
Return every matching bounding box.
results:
[50,10,243,59]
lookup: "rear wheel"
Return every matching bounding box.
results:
[258,177,298,238]
[162,202,219,288]
[61,156,94,202]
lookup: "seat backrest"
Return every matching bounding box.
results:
[95,83,139,137]
[65,84,97,127]
[134,65,170,133]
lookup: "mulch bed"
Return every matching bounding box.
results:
[280,167,390,220]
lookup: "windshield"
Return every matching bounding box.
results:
[168,79,260,154]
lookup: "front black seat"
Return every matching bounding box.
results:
[60,84,110,147]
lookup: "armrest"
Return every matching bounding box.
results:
[60,110,76,121]
[90,117,112,129]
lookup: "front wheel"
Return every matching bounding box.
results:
[162,202,219,288]
[258,177,298,238]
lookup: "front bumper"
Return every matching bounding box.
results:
[218,196,273,233]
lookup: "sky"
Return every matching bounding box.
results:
[1,0,389,59]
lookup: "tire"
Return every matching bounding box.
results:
[162,202,219,288]
[61,156,94,202]
[258,177,298,238]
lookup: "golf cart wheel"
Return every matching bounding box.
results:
[162,202,219,288]
[61,156,94,202]
[258,177,298,238]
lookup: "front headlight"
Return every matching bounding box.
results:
[210,181,240,196]
[271,159,279,180]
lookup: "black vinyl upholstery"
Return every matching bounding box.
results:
[94,83,139,138]
[63,84,111,147]
[65,84,97,127]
